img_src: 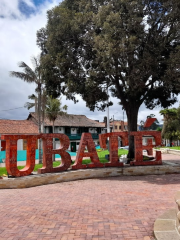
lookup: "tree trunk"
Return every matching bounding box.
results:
[170,137,173,147]
[161,118,167,138]
[126,104,139,161]
[52,122,55,162]
[38,86,42,164]
[41,89,46,134]
[35,98,38,114]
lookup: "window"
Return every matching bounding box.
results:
[65,127,71,134]
[97,128,101,134]
[49,126,53,133]
[119,126,121,130]
[115,126,117,129]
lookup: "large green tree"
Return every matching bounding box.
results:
[37,0,180,159]
[160,108,177,137]
[10,56,44,163]
[160,108,180,146]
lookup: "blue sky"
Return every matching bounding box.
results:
[0,0,60,19]
[0,0,179,122]
[19,0,53,17]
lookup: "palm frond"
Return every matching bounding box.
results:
[9,71,35,83]
[28,94,37,100]
[24,102,35,110]
[18,61,37,79]
[31,55,40,69]
[45,96,67,123]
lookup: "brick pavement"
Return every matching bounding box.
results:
[161,153,180,165]
[0,153,180,240]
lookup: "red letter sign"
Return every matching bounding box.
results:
[38,134,71,174]
[130,131,162,166]
[99,132,128,167]
[1,134,38,177]
[72,133,104,170]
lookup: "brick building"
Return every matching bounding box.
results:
[110,120,128,132]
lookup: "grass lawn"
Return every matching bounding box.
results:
[155,146,180,150]
[169,146,180,150]
[0,149,128,177]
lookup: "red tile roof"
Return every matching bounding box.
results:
[143,118,156,128]
[0,120,38,134]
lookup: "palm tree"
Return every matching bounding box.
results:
[25,90,47,132]
[10,56,44,163]
[24,94,38,113]
[46,96,68,161]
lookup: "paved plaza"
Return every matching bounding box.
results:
[1,153,180,240]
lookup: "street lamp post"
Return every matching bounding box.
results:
[112,112,118,132]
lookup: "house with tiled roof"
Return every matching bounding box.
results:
[140,118,163,145]
[143,118,157,130]
[0,120,38,151]
[27,112,106,151]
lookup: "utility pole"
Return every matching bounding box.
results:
[107,106,110,133]
[123,111,124,131]
[107,87,110,133]
[113,115,114,132]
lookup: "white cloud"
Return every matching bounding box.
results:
[0,0,22,18]
[0,0,36,19]
[0,0,61,120]
[0,0,179,124]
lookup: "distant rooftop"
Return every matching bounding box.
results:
[0,120,38,134]
[28,112,105,128]
[143,118,157,128]
[110,120,128,126]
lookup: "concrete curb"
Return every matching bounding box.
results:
[1,162,180,189]
[156,148,180,155]
[154,209,180,240]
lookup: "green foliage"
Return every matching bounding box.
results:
[37,0,180,158]
[10,56,43,91]
[165,146,180,150]
[46,96,67,126]
[155,146,180,150]
[156,127,162,132]
[38,0,180,111]
[0,167,8,176]
[160,108,177,120]
[160,106,180,143]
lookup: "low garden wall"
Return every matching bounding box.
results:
[1,163,180,189]
[155,148,180,155]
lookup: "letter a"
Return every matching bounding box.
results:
[72,133,103,170]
